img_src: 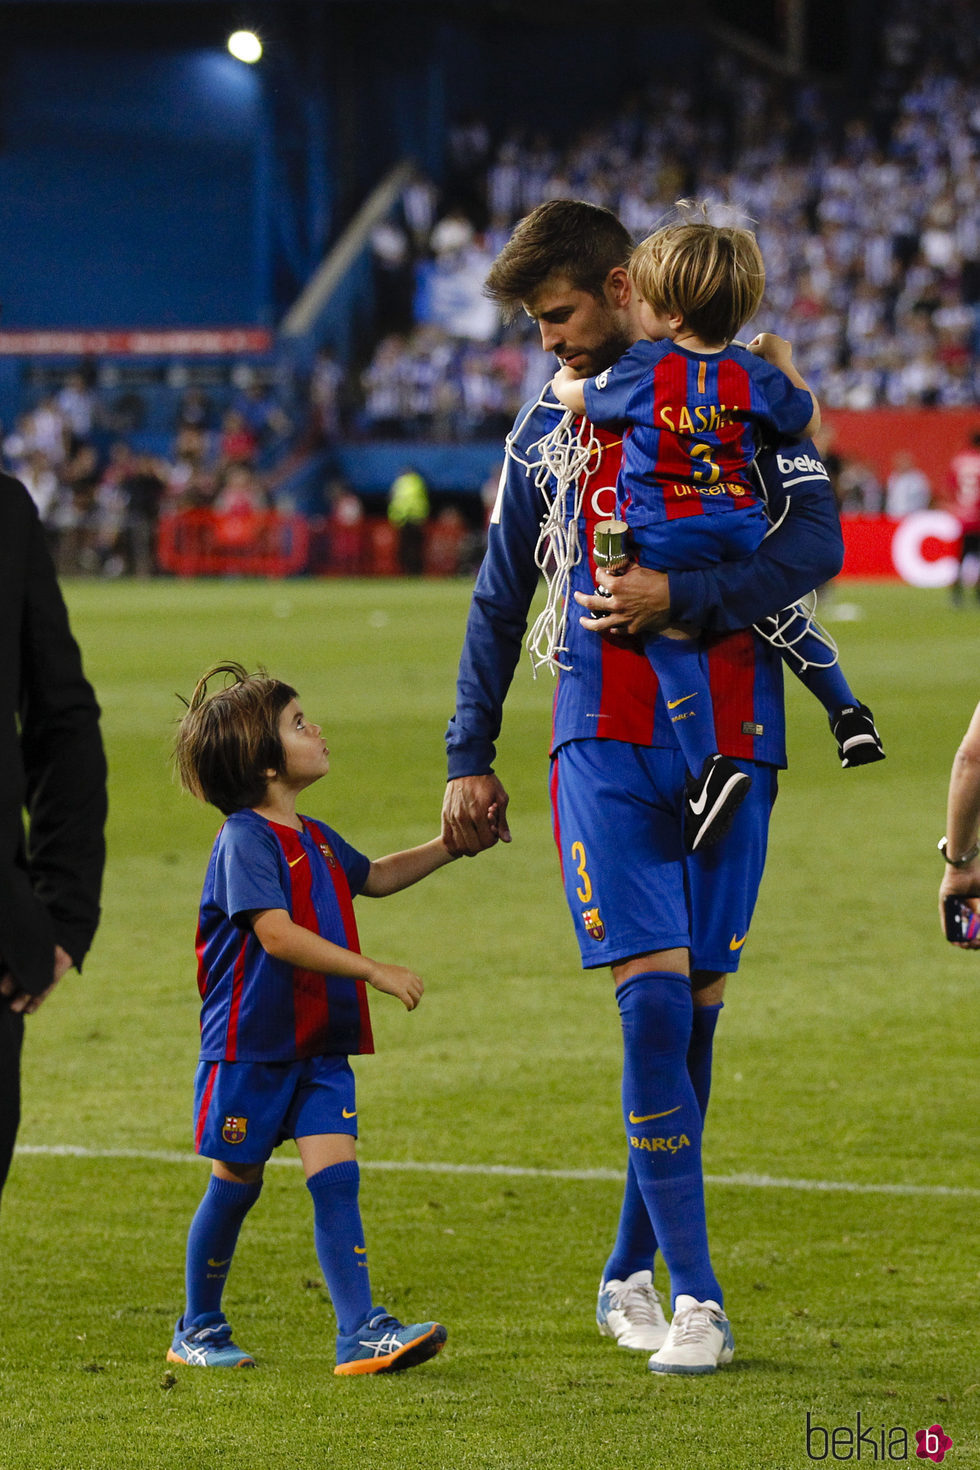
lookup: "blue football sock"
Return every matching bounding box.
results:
[184,1174,262,1324]
[617,971,723,1307]
[784,627,857,718]
[603,1162,658,1285]
[688,1001,724,1120]
[306,1160,373,1338]
[602,1000,724,1285]
[644,634,718,774]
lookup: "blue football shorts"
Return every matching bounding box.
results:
[630,507,769,569]
[550,738,777,972]
[193,1054,357,1164]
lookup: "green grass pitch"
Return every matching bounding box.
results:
[2,576,978,1470]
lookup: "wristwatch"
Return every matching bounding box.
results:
[938,836,980,866]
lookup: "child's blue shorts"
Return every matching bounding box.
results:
[193,1054,357,1164]
[630,505,769,570]
[550,738,777,972]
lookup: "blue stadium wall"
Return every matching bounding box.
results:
[0,17,703,332]
[0,47,265,328]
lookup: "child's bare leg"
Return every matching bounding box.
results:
[212,1158,265,1184]
[296,1132,356,1177]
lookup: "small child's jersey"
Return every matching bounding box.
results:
[446,393,844,781]
[582,340,814,528]
[195,808,374,1063]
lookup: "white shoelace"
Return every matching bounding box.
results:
[612,1281,664,1328]
[668,1302,721,1344]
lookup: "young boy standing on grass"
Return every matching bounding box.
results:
[168,661,461,1375]
[553,213,883,851]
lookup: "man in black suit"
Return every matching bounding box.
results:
[0,471,107,1204]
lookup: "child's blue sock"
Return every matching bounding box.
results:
[688,1001,724,1119]
[306,1160,373,1337]
[184,1174,262,1324]
[602,1000,724,1285]
[785,629,856,718]
[645,634,718,774]
[617,971,723,1307]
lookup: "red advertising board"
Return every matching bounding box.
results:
[840,512,964,584]
[824,407,979,498]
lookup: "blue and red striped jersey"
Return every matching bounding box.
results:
[195,808,374,1062]
[446,393,843,781]
[582,340,814,527]
[547,423,784,765]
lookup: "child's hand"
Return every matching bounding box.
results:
[448,803,501,858]
[747,333,793,370]
[552,365,579,405]
[364,960,424,1011]
[552,365,587,414]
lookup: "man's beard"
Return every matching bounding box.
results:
[563,322,633,378]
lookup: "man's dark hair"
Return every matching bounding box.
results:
[485,199,634,317]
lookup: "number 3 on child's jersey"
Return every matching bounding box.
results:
[691,441,721,485]
[570,841,592,904]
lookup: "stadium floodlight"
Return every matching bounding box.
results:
[227,30,263,64]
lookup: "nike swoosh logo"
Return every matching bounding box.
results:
[354,1246,367,1255]
[729,933,748,950]
[689,786,711,816]
[207,1257,232,1268]
[666,693,698,710]
[342,1107,357,1119]
[288,854,305,868]
[628,1106,682,1124]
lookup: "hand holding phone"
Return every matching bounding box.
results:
[943,893,980,944]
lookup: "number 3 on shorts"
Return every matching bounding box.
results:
[570,840,592,904]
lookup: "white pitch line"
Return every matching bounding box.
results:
[13,1144,980,1199]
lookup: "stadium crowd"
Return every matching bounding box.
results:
[358,0,979,432]
[1,0,976,574]
[0,372,293,576]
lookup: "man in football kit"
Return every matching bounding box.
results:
[441,201,845,1374]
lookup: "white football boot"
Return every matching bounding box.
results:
[647,1295,734,1375]
[596,1269,670,1351]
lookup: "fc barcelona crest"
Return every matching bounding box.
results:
[319,843,337,868]
[221,1115,248,1145]
[582,907,606,942]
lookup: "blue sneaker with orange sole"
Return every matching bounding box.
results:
[166,1313,256,1368]
[334,1310,447,1376]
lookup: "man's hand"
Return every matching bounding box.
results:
[939,864,980,948]
[0,944,74,1014]
[574,564,673,636]
[442,774,511,857]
